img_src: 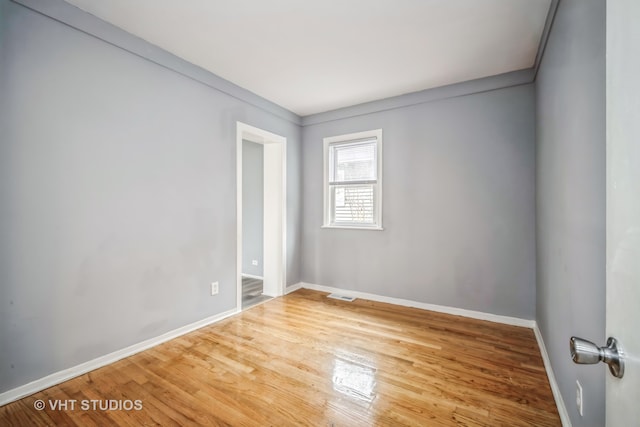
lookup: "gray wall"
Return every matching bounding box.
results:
[0,0,301,393]
[535,0,606,425]
[242,140,264,277]
[302,84,537,319]
[0,2,606,419]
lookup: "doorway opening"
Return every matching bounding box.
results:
[236,122,286,310]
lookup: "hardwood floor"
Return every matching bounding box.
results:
[0,289,561,426]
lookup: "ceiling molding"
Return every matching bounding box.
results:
[11,0,302,126]
[533,0,562,79]
[63,0,551,116]
[12,0,557,128]
[302,68,535,126]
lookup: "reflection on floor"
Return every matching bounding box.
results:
[242,276,271,309]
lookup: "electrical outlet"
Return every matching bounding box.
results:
[252,260,258,266]
[211,281,219,296]
[576,380,583,416]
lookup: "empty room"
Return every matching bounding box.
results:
[1,0,638,426]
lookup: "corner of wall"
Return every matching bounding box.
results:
[533,323,573,426]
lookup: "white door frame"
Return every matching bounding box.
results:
[236,122,287,310]
[605,0,639,424]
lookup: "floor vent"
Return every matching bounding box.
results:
[327,294,356,302]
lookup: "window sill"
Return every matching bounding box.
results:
[321,225,384,231]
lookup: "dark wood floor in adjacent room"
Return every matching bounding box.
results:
[0,289,561,426]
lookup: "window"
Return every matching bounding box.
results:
[323,129,382,229]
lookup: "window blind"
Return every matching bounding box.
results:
[329,139,377,225]
[329,140,377,184]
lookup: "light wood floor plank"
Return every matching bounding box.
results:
[0,289,560,426]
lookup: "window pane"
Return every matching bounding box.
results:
[335,187,345,207]
[332,185,375,224]
[331,141,376,182]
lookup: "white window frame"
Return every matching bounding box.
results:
[323,129,383,230]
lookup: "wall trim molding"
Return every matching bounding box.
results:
[9,0,559,128]
[296,282,535,328]
[294,282,569,425]
[533,324,572,427]
[0,308,239,407]
[301,69,535,126]
[284,283,302,295]
[9,0,562,128]
[533,0,561,79]
[10,0,301,125]
[1,283,571,426]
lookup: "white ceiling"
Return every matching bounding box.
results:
[63,0,552,116]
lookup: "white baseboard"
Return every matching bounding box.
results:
[298,282,535,328]
[298,282,569,424]
[1,283,569,427]
[241,273,264,280]
[533,324,572,427]
[284,283,302,295]
[0,308,238,407]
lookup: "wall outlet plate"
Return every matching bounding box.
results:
[211,281,219,296]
